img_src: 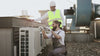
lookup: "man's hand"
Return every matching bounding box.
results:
[42,30,45,34]
[45,27,52,31]
[63,26,67,32]
[26,19,35,22]
[42,30,48,39]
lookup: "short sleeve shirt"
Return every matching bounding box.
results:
[46,29,65,45]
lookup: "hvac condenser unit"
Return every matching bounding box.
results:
[0,17,44,56]
[19,27,41,56]
[40,32,46,48]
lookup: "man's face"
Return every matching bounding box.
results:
[50,6,56,11]
[52,22,57,31]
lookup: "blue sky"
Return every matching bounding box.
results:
[0,0,100,19]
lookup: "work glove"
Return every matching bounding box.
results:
[45,27,52,32]
[39,26,44,31]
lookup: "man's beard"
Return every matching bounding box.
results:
[52,26,57,31]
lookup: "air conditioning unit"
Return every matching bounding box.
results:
[40,32,46,48]
[0,17,47,56]
[19,27,42,56]
[0,27,19,56]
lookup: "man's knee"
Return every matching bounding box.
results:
[48,51,54,56]
[48,47,67,56]
[48,49,60,56]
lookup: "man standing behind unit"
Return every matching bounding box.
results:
[42,20,66,56]
[34,1,65,29]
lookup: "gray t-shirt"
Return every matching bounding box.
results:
[46,29,65,45]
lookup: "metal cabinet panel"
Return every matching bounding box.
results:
[19,27,41,56]
[0,28,13,56]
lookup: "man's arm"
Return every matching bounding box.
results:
[34,13,48,21]
[60,11,67,32]
[60,11,65,26]
[51,31,61,39]
[42,30,48,39]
